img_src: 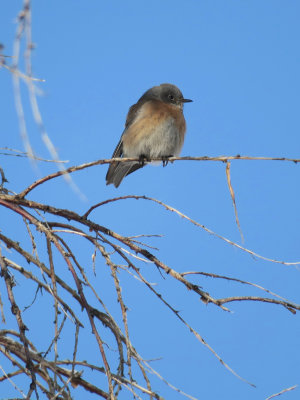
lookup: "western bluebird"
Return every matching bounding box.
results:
[106,83,192,187]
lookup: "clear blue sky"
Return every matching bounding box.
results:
[1,1,300,399]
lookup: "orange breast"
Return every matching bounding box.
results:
[122,100,186,150]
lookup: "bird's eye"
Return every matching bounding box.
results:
[168,94,175,101]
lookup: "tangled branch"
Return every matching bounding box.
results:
[0,169,299,398]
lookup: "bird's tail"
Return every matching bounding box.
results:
[106,161,144,188]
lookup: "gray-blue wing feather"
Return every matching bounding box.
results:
[106,133,143,188]
[106,99,150,187]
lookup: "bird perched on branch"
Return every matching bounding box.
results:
[106,83,192,187]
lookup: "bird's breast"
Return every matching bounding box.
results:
[122,100,186,158]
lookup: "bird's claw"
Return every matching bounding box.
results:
[139,154,150,166]
[162,155,173,167]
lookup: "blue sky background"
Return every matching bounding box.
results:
[1,1,300,399]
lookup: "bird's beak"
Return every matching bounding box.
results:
[181,98,193,103]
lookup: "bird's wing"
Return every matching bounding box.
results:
[111,137,123,158]
[106,137,123,184]
[111,99,143,158]
[106,161,144,187]
[123,162,143,177]
[106,99,148,187]
[125,100,146,128]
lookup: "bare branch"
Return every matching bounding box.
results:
[17,155,300,198]
[266,385,298,400]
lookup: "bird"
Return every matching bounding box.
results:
[106,83,192,188]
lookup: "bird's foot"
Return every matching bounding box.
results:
[138,154,151,166]
[162,155,173,167]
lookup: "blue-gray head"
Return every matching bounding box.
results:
[140,83,192,109]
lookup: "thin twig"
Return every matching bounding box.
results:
[0,147,68,163]
[18,155,300,199]
[266,385,297,400]
[225,161,244,242]
[82,195,300,266]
